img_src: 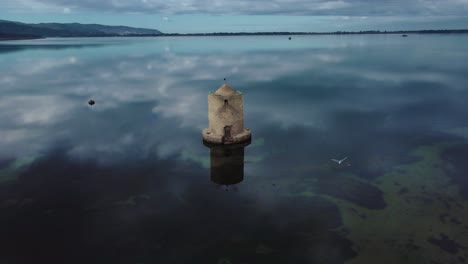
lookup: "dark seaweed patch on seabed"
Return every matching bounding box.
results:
[0,157,15,170]
[0,149,357,264]
[441,144,468,199]
[428,233,466,254]
[315,174,387,209]
[398,187,409,195]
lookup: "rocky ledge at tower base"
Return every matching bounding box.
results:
[202,128,251,145]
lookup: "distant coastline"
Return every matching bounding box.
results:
[1,17,468,41]
[0,32,44,41]
[159,29,468,37]
[1,30,468,41]
[0,36,44,41]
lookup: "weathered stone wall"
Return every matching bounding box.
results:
[207,93,244,136]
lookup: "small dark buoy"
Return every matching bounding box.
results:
[88,99,95,106]
[402,34,408,37]
[288,37,291,40]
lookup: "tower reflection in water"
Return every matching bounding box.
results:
[203,140,251,190]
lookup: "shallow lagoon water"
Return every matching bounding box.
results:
[1,35,468,263]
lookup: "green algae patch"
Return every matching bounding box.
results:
[0,168,18,183]
[0,158,15,170]
[0,156,38,183]
[292,163,386,209]
[338,143,468,264]
[250,137,265,148]
[181,150,210,169]
[314,174,386,209]
[217,258,232,264]
[115,196,138,207]
[440,144,468,199]
[428,233,465,254]
[244,155,265,163]
[297,191,316,197]
[255,244,273,255]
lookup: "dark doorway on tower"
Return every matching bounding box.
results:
[223,125,233,143]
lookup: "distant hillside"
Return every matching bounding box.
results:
[2,18,467,40]
[0,32,42,40]
[0,19,162,38]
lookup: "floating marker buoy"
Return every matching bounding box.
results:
[88,99,95,106]
[288,37,291,40]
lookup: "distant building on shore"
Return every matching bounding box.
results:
[202,82,251,144]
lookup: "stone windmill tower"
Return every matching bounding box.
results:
[203,83,251,144]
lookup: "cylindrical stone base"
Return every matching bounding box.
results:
[203,140,251,186]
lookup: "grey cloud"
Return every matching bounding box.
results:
[20,0,468,15]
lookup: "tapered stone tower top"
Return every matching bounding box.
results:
[214,83,240,96]
[202,82,251,144]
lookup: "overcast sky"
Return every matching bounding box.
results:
[1,0,468,32]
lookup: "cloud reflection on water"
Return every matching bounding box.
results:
[1,35,468,263]
[0,36,468,165]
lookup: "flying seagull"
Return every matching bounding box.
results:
[331,157,348,164]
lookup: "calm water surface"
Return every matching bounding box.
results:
[1,35,468,263]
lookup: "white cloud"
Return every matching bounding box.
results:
[316,0,351,10]
[14,57,79,75]
[10,0,468,15]
[0,95,77,126]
